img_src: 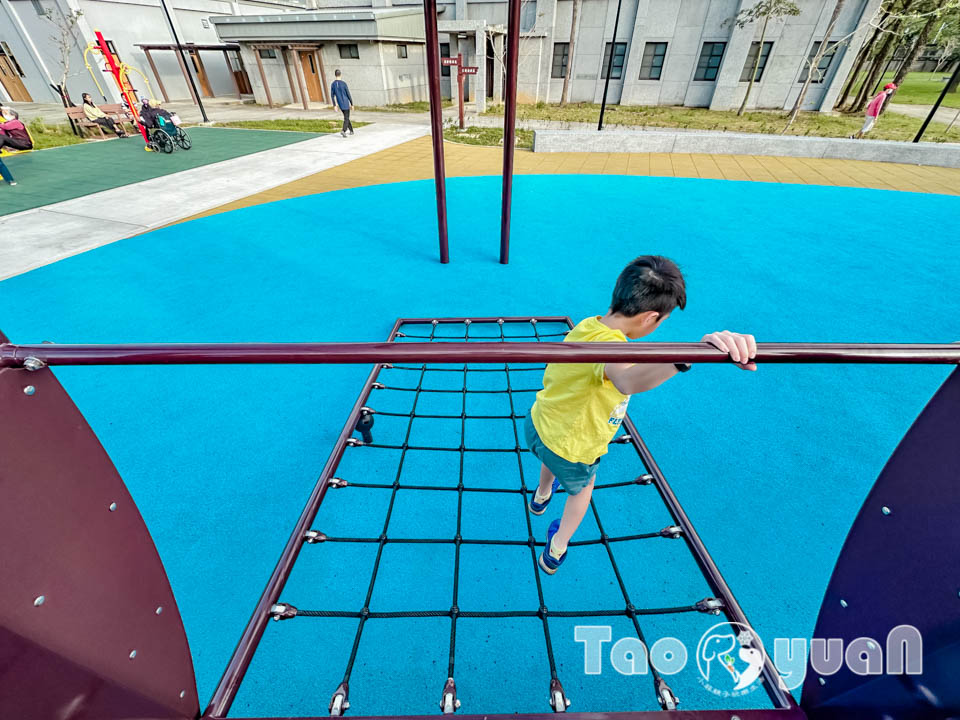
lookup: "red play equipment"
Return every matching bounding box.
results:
[91,29,149,145]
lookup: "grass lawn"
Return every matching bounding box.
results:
[210,119,369,132]
[482,102,960,142]
[848,70,960,109]
[355,100,454,112]
[443,125,534,148]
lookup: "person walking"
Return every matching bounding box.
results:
[331,69,355,138]
[852,83,897,139]
[0,157,15,186]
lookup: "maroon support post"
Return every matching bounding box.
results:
[499,0,522,265]
[422,0,450,264]
[457,52,465,129]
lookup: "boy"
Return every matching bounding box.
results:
[331,70,355,138]
[525,255,757,574]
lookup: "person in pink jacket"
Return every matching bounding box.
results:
[852,82,897,139]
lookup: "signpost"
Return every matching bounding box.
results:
[443,54,478,130]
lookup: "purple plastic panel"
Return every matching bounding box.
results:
[801,367,960,718]
[0,329,198,720]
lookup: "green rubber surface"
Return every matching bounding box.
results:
[0,127,320,216]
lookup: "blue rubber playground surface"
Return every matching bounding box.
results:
[1,174,958,716]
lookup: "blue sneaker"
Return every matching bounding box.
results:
[529,478,560,516]
[538,519,567,575]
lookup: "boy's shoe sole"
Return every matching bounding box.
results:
[538,519,566,575]
[529,478,560,516]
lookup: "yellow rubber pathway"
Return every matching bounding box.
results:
[181,136,960,224]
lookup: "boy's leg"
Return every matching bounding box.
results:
[536,463,553,497]
[551,476,595,555]
[0,158,13,184]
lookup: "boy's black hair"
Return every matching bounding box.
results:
[610,255,686,317]
[335,69,342,77]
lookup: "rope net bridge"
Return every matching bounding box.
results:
[223,316,795,718]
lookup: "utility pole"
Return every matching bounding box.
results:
[158,0,208,122]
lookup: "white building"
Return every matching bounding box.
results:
[0,0,304,105]
[1,0,881,113]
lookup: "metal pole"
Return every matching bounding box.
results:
[422,0,450,264]
[914,60,960,142]
[500,0,522,265]
[158,0,208,123]
[597,0,625,131]
[3,342,960,368]
[458,52,465,129]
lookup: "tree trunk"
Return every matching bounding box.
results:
[881,15,937,115]
[851,24,900,111]
[837,11,888,109]
[783,0,846,132]
[560,0,580,106]
[738,15,769,116]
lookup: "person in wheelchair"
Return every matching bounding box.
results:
[139,99,190,153]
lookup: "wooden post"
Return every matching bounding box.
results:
[142,48,169,103]
[193,50,211,97]
[314,47,328,103]
[223,49,241,99]
[281,47,298,105]
[174,47,199,105]
[253,47,274,107]
[292,48,310,109]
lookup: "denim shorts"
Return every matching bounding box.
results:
[524,411,599,496]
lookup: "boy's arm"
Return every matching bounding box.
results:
[605,362,678,395]
[604,330,757,395]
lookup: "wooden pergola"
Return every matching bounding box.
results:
[137,42,244,105]
[250,43,328,110]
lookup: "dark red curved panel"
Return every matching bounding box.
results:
[801,367,960,718]
[0,330,198,720]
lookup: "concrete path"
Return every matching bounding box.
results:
[6,97,455,127]
[888,102,960,127]
[0,122,428,280]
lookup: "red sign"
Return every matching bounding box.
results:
[461,66,479,75]
[441,57,459,66]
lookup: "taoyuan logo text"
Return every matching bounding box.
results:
[574,623,922,696]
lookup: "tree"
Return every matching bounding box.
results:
[783,0,847,132]
[43,5,84,107]
[835,9,889,108]
[560,0,580,105]
[727,0,801,115]
[880,12,938,114]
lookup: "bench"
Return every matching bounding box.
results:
[66,103,137,139]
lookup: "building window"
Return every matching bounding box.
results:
[551,42,569,79]
[520,0,537,32]
[741,41,773,82]
[638,42,667,80]
[694,42,726,81]
[0,42,26,77]
[801,40,837,83]
[600,42,627,79]
[397,44,408,59]
[258,49,276,59]
[338,44,360,60]
[440,42,450,76]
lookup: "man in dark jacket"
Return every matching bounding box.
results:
[331,69,355,138]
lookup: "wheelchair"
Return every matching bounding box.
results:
[144,120,191,154]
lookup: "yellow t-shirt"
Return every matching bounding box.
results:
[530,316,630,464]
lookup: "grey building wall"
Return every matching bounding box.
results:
[0,0,299,105]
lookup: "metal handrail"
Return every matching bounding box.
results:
[2,342,959,368]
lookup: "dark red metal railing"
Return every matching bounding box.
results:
[1,342,959,368]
